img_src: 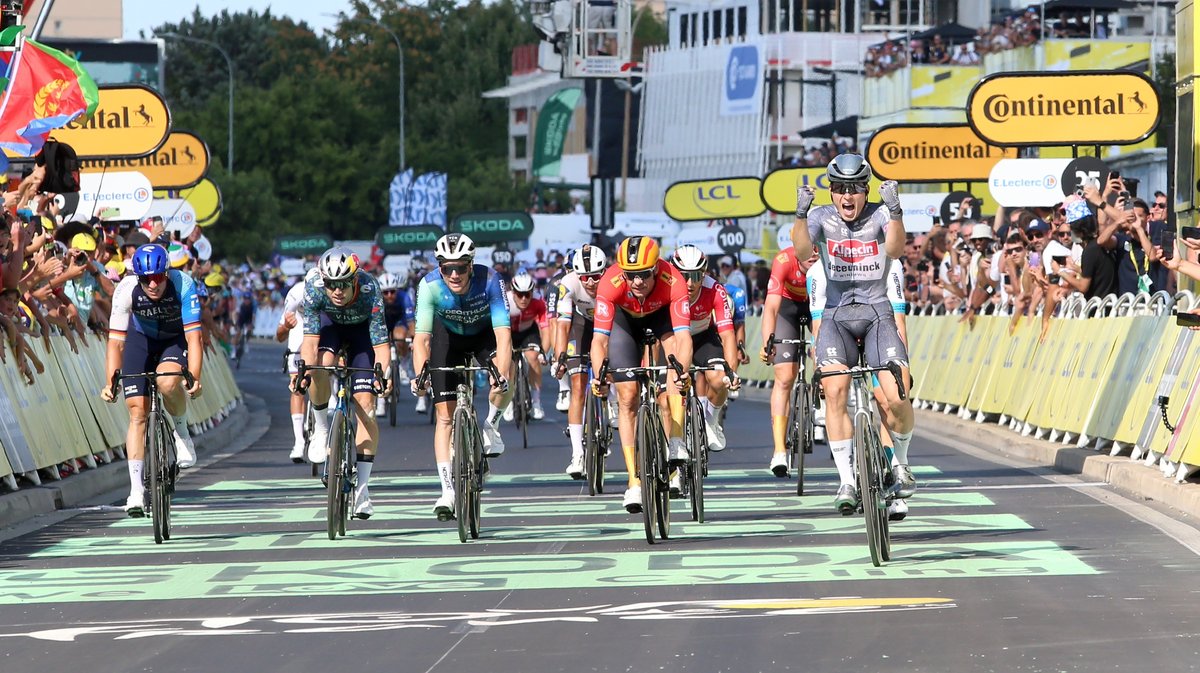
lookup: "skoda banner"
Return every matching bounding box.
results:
[50,84,172,159]
[865,124,1016,183]
[967,70,1160,146]
[451,212,534,245]
[64,170,154,223]
[760,168,882,214]
[532,88,583,178]
[664,177,765,221]
[721,43,762,116]
[275,234,334,257]
[987,159,1072,206]
[83,130,210,190]
[377,224,443,253]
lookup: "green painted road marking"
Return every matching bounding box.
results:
[108,492,995,528]
[0,541,1098,604]
[34,514,1032,557]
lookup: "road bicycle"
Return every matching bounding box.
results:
[283,349,315,466]
[416,357,506,543]
[294,359,387,540]
[557,352,614,496]
[766,332,815,495]
[107,369,194,544]
[667,355,737,524]
[511,343,542,449]
[813,359,907,567]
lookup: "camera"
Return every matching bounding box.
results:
[916,260,929,272]
[73,252,88,266]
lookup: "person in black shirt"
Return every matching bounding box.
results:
[1054,197,1119,300]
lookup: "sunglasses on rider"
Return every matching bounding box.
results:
[381,288,398,295]
[138,273,167,286]
[623,269,654,282]
[830,182,868,195]
[440,263,471,277]
[325,279,355,291]
[580,272,603,282]
[514,291,532,299]
[681,270,705,282]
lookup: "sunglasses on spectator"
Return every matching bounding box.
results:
[580,272,603,282]
[1054,230,1072,238]
[1154,201,1167,208]
[830,183,868,195]
[440,263,471,277]
[381,289,398,295]
[1027,230,1046,239]
[1004,247,1025,255]
[325,279,355,291]
[623,269,654,282]
[138,273,167,286]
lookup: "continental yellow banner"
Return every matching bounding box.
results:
[47,84,172,159]
[1043,40,1151,72]
[968,71,1160,146]
[911,65,983,109]
[866,124,1017,183]
[156,177,221,224]
[663,177,765,221]
[760,167,882,214]
[83,130,208,189]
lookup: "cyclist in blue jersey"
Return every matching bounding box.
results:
[410,233,513,520]
[375,272,416,417]
[101,244,204,517]
[723,276,749,365]
[300,248,392,520]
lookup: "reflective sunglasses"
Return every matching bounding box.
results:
[138,272,167,286]
[440,263,471,277]
[579,272,603,282]
[681,270,705,282]
[1004,247,1025,255]
[830,182,868,195]
[325,279,355,291]
[514,291,532,299]
[623,269,654,282]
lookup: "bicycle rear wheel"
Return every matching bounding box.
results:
[388,360,399,427]
[636,404,657,544]
[469,417,483,540]
[686,397,706,523]
[792,381,811,496]
[854,412,886,567]
[325,411,346,541]
[584,391,602,496]
[452,405,473,543]
[147,412,168,544]
[518,361,531,449]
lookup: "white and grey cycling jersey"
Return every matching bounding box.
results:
[806,201,893,307]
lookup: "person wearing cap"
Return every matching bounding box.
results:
[719,255,748,296]
[53,232,115,331]
[959,223,998,319]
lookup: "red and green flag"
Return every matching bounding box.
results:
[0,26,99,157]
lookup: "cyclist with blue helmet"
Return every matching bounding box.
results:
[101,244,204,517]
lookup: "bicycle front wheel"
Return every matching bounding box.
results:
[326,411,347,541]
[687,396,706,523]
[636,403,657,544]
[388,360,399,427]
[792,381,811,496]
[452,405,474,543]
[584,391,602,496]
[147,411,168,544]
[854,412,886,567]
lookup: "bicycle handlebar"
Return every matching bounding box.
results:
[812,362,908,401]
[414,355,507,394]
[108,368,196,401]
[293,360,388,396]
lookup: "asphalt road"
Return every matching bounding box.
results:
[3,340,1200,672]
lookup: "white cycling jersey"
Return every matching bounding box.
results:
[554,272,597,322]
[806,202,892,306]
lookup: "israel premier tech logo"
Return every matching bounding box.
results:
[726,45,758,101]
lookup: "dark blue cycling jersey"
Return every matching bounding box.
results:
[415,264,510,336]
[724,282,747,325]
[109,269,202,341]
[384,287,416,331]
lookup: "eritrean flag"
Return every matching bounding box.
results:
[0,26,99,157]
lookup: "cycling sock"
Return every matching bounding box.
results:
[830,439,854,485]
[312,403,329,433]
[172,413,189,438]
[532,386,542,405]
[128,459,144,494]
[487,402,503,427]
[437,461,453,494]
[771,415,787,455]
[622,445,638,486]
[891,430,912,465]
[355,455,373,489]
[667,394,684,438]
[558,376,569,393]
[702,397,716,420]
[290,413,305,443]
[568,424,584,458]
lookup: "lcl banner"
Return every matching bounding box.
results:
[663,177,765,221]
[865,124,1016,183]
[760,168,882,214]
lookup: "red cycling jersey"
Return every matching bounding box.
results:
[687,276,734,335]
[767,246,810,303]
[594,259,691,335]
[508,293,549,332]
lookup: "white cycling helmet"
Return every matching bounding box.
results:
[434,233,475,263]
[510,273,536,293]
[377,272,401,291]
[671,244,708,272]
[572,244,607,275]
[318,247,358,281]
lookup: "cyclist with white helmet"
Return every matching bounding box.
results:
[791,153,916,514]
[554,244,606,478]
[300,248,392,520]
[503,272,551,421]
[276,275,308,462]
[411,233,513,521]
[375,271,416,417]
[670,245,740,452]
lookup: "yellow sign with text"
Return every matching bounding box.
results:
[760,167,883,214]
[967,71,1160,147]
[156,177,221,224]
[866,124,1017,183]
[50,84,172,159]
[663,177,765,221]
[83,130,208,189]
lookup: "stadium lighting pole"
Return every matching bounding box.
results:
[158,32,235,174]
[334,14,406,174]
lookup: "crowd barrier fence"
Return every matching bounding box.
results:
[0,334,242,491]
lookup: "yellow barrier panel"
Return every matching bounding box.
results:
[1117,324,1186,445]
[1084,314,1165,441]
[1068,316,1134,438]
[1049,316,1120,435]
[977,318,1038,416]
[964,316,1008,412]
[1004,316,1067,424]
[1146,333,1200,457]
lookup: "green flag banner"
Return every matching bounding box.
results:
[451,212,533,245]
[376,225,443,253]
[531,87,583,179]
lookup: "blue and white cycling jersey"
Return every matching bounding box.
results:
[301,268,389,346]
[109,269,202,341]
[724,282,747,326]
[415,264,510,336]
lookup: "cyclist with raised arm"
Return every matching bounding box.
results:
[410,234,513,521]
[300,249,392,520]
[276,275,307,462]
[759,243,817,476]
[590,236,693,513]
[670,245,740,452]
[791,153,916,514]
[556,245,606,478]
[503,273,550,421]
[100,244,204,517]
[375,272,415,417]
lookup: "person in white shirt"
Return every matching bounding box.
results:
[275,278,308,462]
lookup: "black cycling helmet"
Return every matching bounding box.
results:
[826,153,872,184]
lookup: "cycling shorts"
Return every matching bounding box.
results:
[513,324,541,351]
[692,325,725,365]
[816,301,909,369]
[564,314,595,376]
[429,319,498,404]
[317,314,378,395]
[772,297,812,365]
[605,307,675,372]
[121,331,189,399]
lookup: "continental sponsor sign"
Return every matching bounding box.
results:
[760,168,882,214]
[967,71,1160,146]
[52,84,172,159]
[865,124,1016,183]
[663,177,765,222]
[83,130,208,189]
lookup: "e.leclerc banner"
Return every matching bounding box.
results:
[275,234,334,257]
[865,124,1016,183]
[376,225,444,254]
[531,88,583,178]
[663,177,765,222]
[450,212,534,245]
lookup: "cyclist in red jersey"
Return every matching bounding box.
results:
[591,236,693,513]
[506,273,551,420]
[759,245,817,477]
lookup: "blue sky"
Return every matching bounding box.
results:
[123,1,354,39]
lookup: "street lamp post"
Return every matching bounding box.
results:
[158,32,235,174]
[336,14,405,175]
